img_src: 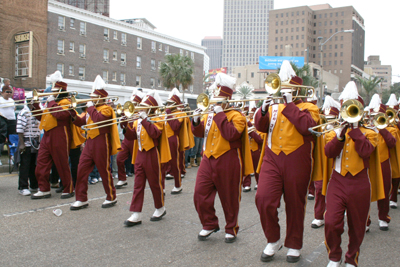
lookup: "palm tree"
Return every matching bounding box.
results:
[159,54,194,102]
[235,82,254,99]
[356,76,383,105]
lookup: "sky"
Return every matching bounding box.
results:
[110,0,400,84]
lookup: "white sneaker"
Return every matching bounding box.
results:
[308,193,315,200]
[70,201,89,210]
[263,241,281,256]
[115,180,128,189]
[287,248,301,262]
[390,201,397,209]
[150,206,166,221]
[181,174,185,178]
[198,227,220,240]
[243,186,251,192]
[31,191,51,199]
[114,174,118,179]
[92,178,98,183]
[102,199,117,208]
[166,174,173,178]
[327,260,341,267]
[365,225,370,232]
[379,220,389,231]
[19,189,31,196]
[311,219,325,228]
[171,186,182,194]
[254,184,258,190]
[125,212,142,226]
[345,263,356,267]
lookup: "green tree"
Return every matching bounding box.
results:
[356,76,383,105]
[235,82,254,99]
[159,54,194,102]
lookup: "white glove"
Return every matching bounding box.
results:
[86,101,94,108]
[351,122,358,129]
[139,111,147,120]
[214,106,223,114]
[193,108,202,123]
[326,124,334,130]
[283,92,293,104]
[262,97,273,112]
[47,95,55,102]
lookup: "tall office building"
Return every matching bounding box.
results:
[364,55,392,91]
[55,0,109,17]
[202,36,223,70]
[268,4,365,91]
[222,0,274,73]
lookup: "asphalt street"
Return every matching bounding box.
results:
[0,168,399,267]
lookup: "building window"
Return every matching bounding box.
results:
[57,63,64,75]
[251,72,254,78]
[69,42,74,52]
[151,41,156,53]
[136,76,141,86]
[238,73,241,78]
[120,73,126,85]
[104,28,110,41]
[79,67,85,80]
[69,65,74,76]
[70,18,75,28]
[113,31,118,40]
[103,49,109,62]
[58,16,65,30]
[158,78,161,87]
[159,43,162,51]
[150,78,155,88]
[191,52,195,62]
[136,56,141,69]
[165,45,169,54]
[112,71,117,81]
[102,70,108,82]
[137,37,142,49]
[79,44,86,58]
[121,53,126,66]
[80,22,86,36]
[180,49,183,56]
[151,59,156,71]
[158,61,161,70]
[113,51,117,60]
[121,33,127,45]
[57,40,64,54]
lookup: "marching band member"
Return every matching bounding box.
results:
[311,96,340,229]
[390,95,400,209]
[31,71,75,200]
[115,88,144,189]
[242,107,263,192]
[365,94,397,232]
[324,82,383,267]
[70,75,121,210]
[254,61,319,263]
[124,90,171,226]
[161,88,186,194]
[192,73,253,243]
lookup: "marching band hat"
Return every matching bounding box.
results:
[214,73,236,99]
[90,75,108,98]
[386,94,399,110]
[141,90,162,107]
[339,81,364,107]
[167,88,182,105]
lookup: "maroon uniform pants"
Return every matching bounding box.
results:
[314,180,326,220]
[377,159,392,222]
[75,134,116,202]
[308,181,315,196]
[130,147,164,212]
[325,169,371,266]
[193,149,243,236]
[243,150,260,187]
[116,138,134,182]
[255,143,313,249]
[161,136,181,188]
[180,151,186,175]
[390,178,400,203]
[36,126,73,194]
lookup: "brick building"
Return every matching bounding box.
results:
[268,4,365,91]
[0,0,48,89]
[48,0,205,95]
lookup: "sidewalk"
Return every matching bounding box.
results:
[0,149,17,174]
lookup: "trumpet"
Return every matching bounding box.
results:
[308,99,364,136]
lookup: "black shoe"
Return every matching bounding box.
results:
[124,220,142,227]
[31,192,51,199]
[260,253,274,262]
[150,210,166,221]
[225,235,236,243]
[171,188,182,195]
[198,227,220,241]
[55,187,64,193]
[286,255,301,263]
[61,192,75,199]
[379,226,389,231]
[126,172,133,177]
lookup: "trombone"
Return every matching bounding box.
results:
[308,99,364,136]
[32,89,77,101]
[264,73,316,99]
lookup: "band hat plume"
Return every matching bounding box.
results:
[91,75,108,97]
[368,93,382,114]
[339,81,364,106]
[248,100,257,113]
[49,70,65,92]
[322,95,341,117]
[386,93,399,110]
[214,73,236,99]
[167,87,182,105]
[130,88,145,103]
[141,89,162,107]
[278,60,303,91]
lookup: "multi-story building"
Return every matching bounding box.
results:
[55,0,110,17]
[364,55,392,91]
[48,0,206,95]
[268,4,365,91]
[222,0,274,73]
[0,0,48,89]
[202,36,223,70]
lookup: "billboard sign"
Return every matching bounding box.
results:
[259,56,305,70]
[207,67,228,82]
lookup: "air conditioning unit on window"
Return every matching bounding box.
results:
[104,36,109,41]
[103,58,109,63]
[80,53,85,58]
[121,61,126,66]
[58,49,64,54]
[152,49,156,53]
[79,76,85,81]
[121,41,127,46]
[121,82,126,86]
[80,30,86,35]
[59,26,65,31]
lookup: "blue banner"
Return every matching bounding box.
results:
[259,56,305,70]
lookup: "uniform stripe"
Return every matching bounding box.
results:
[233,148,243,236]
[156,148,164,206]
[176,137,181,187]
